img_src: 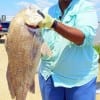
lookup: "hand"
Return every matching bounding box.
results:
[25,8,54,28]
[24,8,44,28]
[38,12,55,28]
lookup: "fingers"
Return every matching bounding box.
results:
[24,7,44,28]
[37,10,45,18]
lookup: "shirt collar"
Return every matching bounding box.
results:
[56,0,80,17]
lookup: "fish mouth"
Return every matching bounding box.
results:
[25,23,39,29]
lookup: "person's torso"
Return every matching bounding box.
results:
[39,0,99,87]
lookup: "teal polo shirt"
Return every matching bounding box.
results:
[39,0,99,87]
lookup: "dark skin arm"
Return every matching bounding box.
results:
[26,0,85,45]
[53,21,85,45]
[26,17,85,45]
[54,0,85,45]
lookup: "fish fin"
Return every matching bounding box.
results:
[41,42,52,57]
[6,66,16,99]
[29,78,35,93]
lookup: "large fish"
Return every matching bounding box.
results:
[5,6,52,100]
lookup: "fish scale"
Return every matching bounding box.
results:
[5,7,43,100]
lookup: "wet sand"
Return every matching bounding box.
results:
[0,36,100,100]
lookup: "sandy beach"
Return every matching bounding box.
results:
[0,36,100,100]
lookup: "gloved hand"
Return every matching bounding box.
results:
[24,8,44,28]
[25,8,55,29]
[38,11,55,28]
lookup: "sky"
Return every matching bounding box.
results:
[0,0,100,21]
[0,0,57,16]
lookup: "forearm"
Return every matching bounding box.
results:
[25,9,85,45]
[52,21,85,45]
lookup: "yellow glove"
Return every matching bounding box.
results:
[24,8,44,28]
[25,8,54,29]
[38,13,55,28]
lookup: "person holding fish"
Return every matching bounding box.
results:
[26,0,99,100]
